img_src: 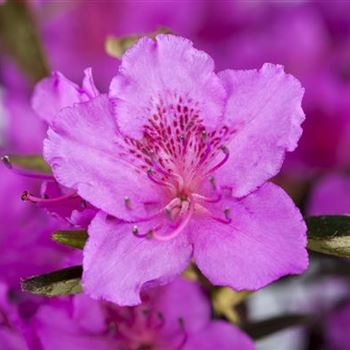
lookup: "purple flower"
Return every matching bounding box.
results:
[41,35,308,305]
[1,61,47,154]
[24,69,100,226]
[0,282,28,350]
[0,65,75,286]
[32,68,99,126]
[0,166,68,287]
[307,173,350,215]
[33,278,256,350]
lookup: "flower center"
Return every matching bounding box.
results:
[117,95,235,240]
[109,305,187,350]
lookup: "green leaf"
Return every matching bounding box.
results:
[306,215,350,257]
[21,266,82,296]
[0,0,49,82]
[1,154,52,174]
[52,230,88,250]
[242,314,311,340]
[105,27,172,59]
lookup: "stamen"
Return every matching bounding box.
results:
[2,155,11,168]
[126,198,181,224]
[173,173,185,192]
[132,224,162,239]
[152,199,194,241]
[224,207,231,221]
[203,145,230,176]
[132,225,151,238]
[165,204,182,220]
[165,207,172,218]
[124,196,131,209]
[192,193,222,203]
[209,176,216,191]
[21,190,78,204]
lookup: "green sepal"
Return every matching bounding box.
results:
[1,154,52,174]
[52,230,88,250]
[21,266,82,296]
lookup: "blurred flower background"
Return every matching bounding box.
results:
[0,1,350,349]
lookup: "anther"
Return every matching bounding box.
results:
[210,208,232,225]
[165,207,172,218]
[1,155,11,169]
[221,145,229,154]
[21,191,30,201]
[132,225,153,239]
[209,176,216,190]
[124,196,131,209]
[21,190,78,204]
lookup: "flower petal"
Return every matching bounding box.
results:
[191,182,308,291]
[82,68,100,99]
[40,181,83,221]
[32,71,90,124]
[184,321,256,350]
[0,329,27,350]
[155,278,210,335]
[109,34,226,138]
[72,294,107,334]
[83,211,192,306]
[34,304,115,350]
[217,64,305,197]
[44,94,162,221]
